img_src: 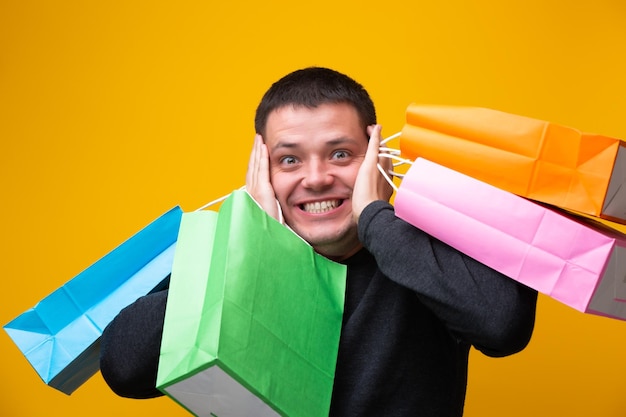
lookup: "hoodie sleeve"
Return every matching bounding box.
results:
[100,289,168,398]
[358,200,538,357]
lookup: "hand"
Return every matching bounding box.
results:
[352,125,394,222]
[245,134,280,220]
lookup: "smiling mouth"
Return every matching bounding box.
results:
[299,200,343,214]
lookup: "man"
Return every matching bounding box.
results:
[100,67,538,416]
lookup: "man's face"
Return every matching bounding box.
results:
[264,102,368,260]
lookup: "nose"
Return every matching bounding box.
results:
[301,159,334,190]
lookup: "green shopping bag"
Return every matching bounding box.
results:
[157,190,347,417]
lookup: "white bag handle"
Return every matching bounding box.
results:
[377,132,412,193]
[195,186,285,225]
[194,186,245,212]
[377,154,412,193]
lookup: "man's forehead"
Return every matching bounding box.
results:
[265,104,365,143]
[267,102,361,124]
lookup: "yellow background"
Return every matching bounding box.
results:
[2,1,626,416]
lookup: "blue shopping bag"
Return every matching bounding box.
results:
[4,206,183,394]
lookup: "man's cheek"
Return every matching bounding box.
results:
[269,173,289,196]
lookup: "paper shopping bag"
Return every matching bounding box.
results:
[394,158,626,320]
[399,104,626,223]
[157,190,347,417]
[4,206,183,394]
[556,210,626,308]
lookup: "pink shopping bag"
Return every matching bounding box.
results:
[393,158,626,320]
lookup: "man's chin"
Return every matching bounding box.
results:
[289,225,360,259]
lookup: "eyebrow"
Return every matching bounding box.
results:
[271,137,360,151]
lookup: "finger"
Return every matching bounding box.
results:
[246,135,257,185]
[352,124,383,221]
[371,125,395,200]
[258,139,271,185]
[366,124,382,165]
[373,126,394,176]
[246,134,262,187]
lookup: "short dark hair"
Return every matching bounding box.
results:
[254,67,376,136]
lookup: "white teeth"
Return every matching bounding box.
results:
[302,200,340,214]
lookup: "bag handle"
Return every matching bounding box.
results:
[194,186,245,212]
[377,132,411,193]
[194,186,285,225]
[377,153,412,193]
[380,131,402,145]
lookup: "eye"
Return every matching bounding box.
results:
[331,150,349,160]
[280,155,298,165]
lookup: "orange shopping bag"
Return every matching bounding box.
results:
[399,104,626,223]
